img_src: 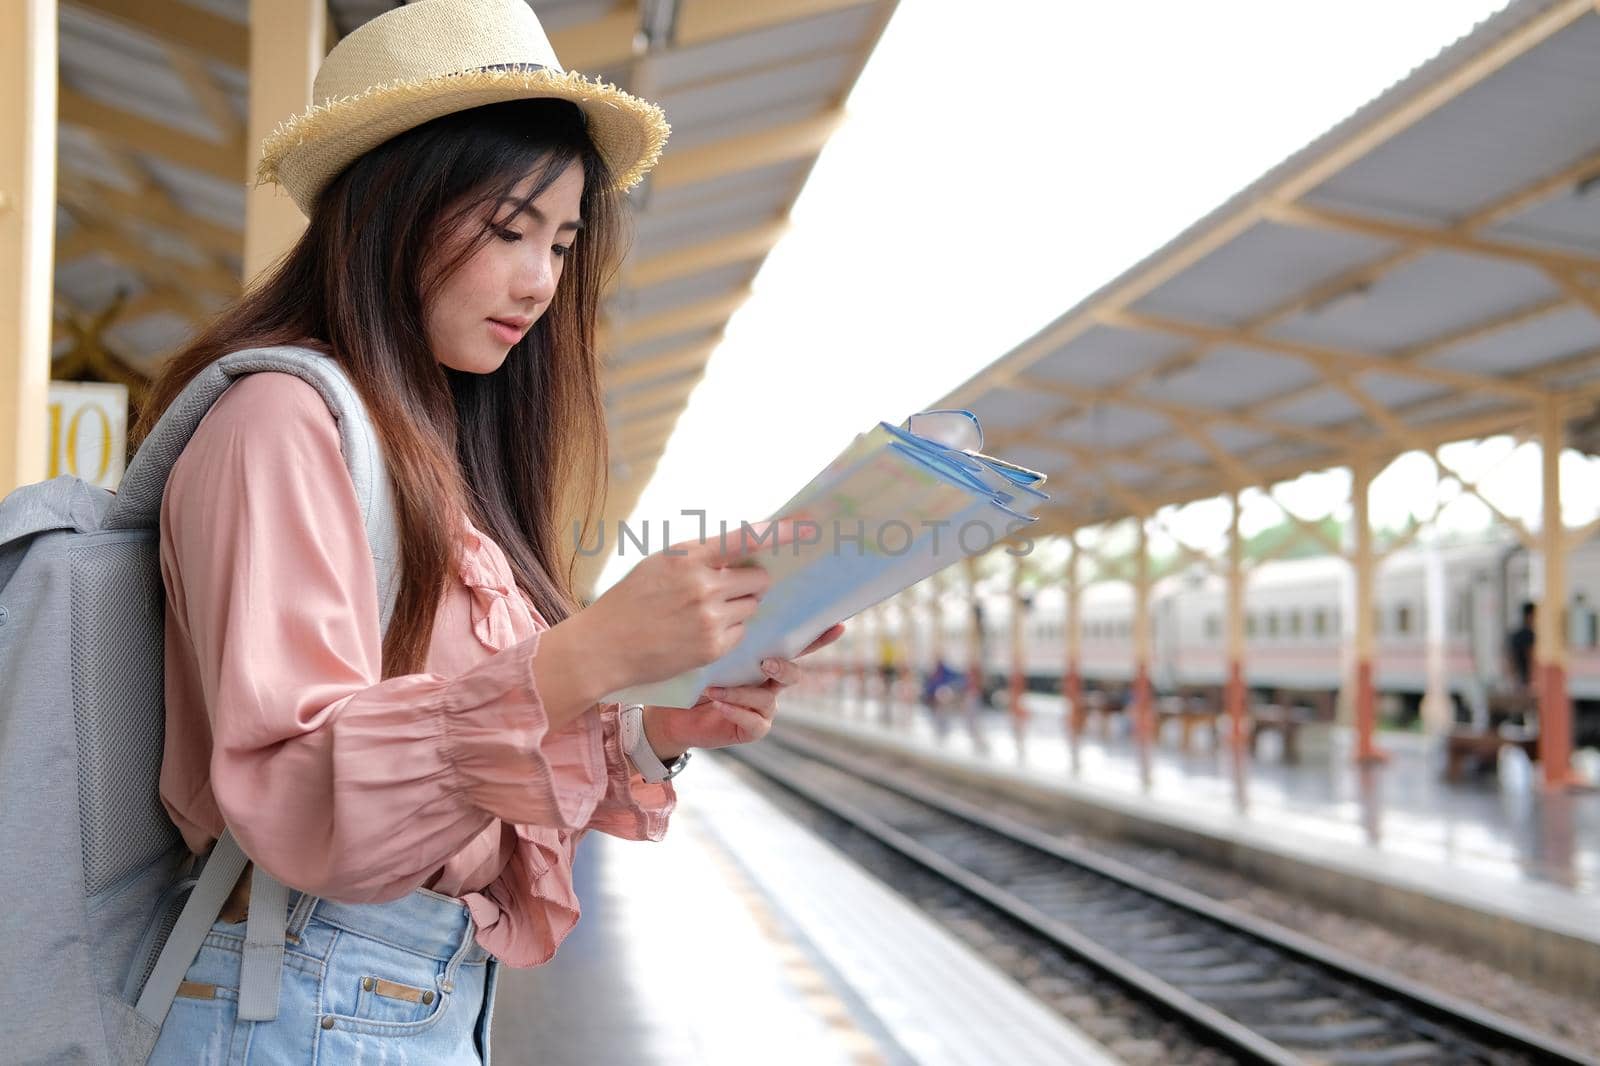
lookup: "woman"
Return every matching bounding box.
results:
[135,0,842,1060]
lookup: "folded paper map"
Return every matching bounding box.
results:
[606,409,1048,709]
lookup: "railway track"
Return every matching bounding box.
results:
[728,730,1595,1066]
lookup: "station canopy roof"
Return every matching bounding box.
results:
[51,0,897,539]
[939,0,1600,538]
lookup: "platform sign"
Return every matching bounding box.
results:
[47,381,128,489]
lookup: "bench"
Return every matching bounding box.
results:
[1157,685,1222,751]
[1444,727,1539,782]
[1250,688,1334,764]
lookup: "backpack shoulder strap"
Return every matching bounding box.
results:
[127,347,404,1034]
[104,345,401,629]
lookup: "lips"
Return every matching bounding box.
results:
[487,318,525,344]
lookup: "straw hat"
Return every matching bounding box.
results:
[255,0,669,215]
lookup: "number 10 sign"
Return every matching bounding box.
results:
[48,381,128,489]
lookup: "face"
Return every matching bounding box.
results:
[424,160,585,374]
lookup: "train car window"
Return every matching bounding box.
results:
[1288,611,1302,637]
[1246,613,1258,637]
[1311,608,1328,636]
[1266,612,1280,638]
[1204,614,1220,640]
[1396,604,1412,635]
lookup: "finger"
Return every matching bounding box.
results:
[758,656,802,687]
[797,622,846,657]
[715,702,772,739]
[700,518,806,567]
[721,593,764,627]
[707,684,777,719]
[712,562,773,601]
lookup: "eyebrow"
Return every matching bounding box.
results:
[498,197,584,233]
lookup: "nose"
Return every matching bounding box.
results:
[517,247,559,307]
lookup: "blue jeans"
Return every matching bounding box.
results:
[149,884,501,1064]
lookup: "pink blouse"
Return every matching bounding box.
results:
[156,371,673,967]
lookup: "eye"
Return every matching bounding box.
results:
[553,244,573,258]
[494,227,522,243]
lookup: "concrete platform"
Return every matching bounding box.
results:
[491,753,1116,1065]
[786,694,1600,999]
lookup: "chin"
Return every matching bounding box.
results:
[442,348,511,375]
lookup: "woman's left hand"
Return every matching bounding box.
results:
[641,622,846,758]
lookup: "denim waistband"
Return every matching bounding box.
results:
[286,886,491,966]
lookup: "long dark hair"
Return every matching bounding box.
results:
[132,99,622,678]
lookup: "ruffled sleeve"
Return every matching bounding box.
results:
[585,704,675,841]
[158,372,608,903]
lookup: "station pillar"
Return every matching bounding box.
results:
[245,0,326,282]
[1225,493,1248,755]
[1537,398,1580,790]
[897,595,917,728]
[1064,536,1084,740]
[1007,553,1027,736]
[1350,458,1389,764]
[1131,519,1154,754]
[960,550,985,742]
[0,0,57,498]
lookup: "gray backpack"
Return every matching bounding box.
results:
[0,346,401,1064]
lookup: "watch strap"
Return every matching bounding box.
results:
[621,703,690,783]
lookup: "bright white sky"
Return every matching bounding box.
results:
[598,0,1596,590]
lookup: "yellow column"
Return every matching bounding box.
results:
[1538,397,1579,789]
[1064,535,1083,738]
[1132,518,1154,750]
[0,0,57,497]
[245,0,326,284]
[962,554,983,711]
[1350,457,1388,763]
[897,595,917,722]
[1007,554,1026,727]
[927,574,945,667]
[1226,492,1248,754]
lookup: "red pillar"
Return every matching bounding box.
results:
[1350,457,1389,765]
[1226,659,1247,753]
[1538,398,1581,789]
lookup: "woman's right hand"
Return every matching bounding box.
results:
[578,520,797,691]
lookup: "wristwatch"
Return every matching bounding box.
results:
[620,703,690,783]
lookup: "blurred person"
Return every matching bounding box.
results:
[133,1,843,1060]
[1507,600,1536,691]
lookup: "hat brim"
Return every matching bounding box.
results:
[256,67,669,215]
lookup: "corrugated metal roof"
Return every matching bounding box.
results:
[943,0,1600,535]
[48,0,898,587]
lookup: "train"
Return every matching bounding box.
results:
[832,535,1600,745]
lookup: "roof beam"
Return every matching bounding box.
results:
[1265,201,1600,277]
[57,178,242,260]
[602,288,749,349]
[58,224,239,297]
[549,5,640,70]
[611,369,704,414]
[605,335,721,388]
[1103,308,1548,402]
[167,45,244,144]
[119,285,210,323]
[651,111,841,190]
[626,219,788,288]
[1010,373,1356,451]
[59,86,244,184]
[673,0,869,45]
[65,0,249,67]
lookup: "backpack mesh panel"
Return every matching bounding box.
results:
[70,536,180,896]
